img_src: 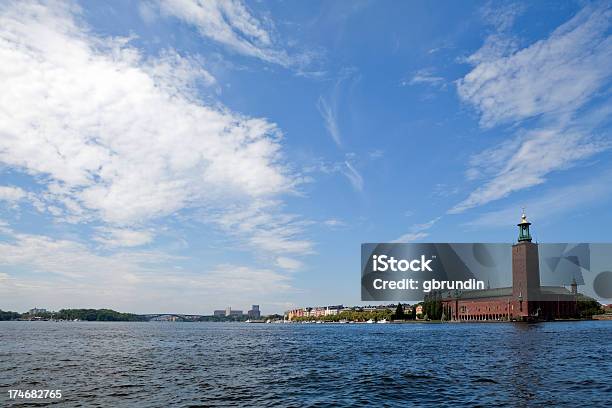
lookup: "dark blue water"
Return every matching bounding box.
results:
[1,321,611,407]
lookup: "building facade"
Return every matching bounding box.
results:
[214,307,244,317]
[439,213,579,322]
[28,308,47,315]
[248,305,261,319]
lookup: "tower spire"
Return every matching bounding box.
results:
[517,210,532,242]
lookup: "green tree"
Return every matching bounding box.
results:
[0,310,21,321]
[55,308,147,321]
[392,303,405,320]
[577,299,603,318]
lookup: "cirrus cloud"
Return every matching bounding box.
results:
[153,0,312,68]
[451,2,612,213]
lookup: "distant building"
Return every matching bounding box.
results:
[415,305,423,317]
[150,315,182,322]
[248,305,261,319]
[28,308,47,315]
[223,307,243,317]
[312,307,326,317]
[286,308,304,320]
[325,305,343,316]
[213,308,244,317]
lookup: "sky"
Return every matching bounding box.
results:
[0,0,611,314]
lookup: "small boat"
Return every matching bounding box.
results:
[366,319,375,324]
[378,318,388,324]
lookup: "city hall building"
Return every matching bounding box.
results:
[439,213,579,322]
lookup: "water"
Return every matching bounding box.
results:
[1,321,610,407]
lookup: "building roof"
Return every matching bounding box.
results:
[540,286,572,295]
[439,287,512,300]
[439,285,576,300]
[459,287,513,299]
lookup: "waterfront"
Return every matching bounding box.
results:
[1,321,611,407]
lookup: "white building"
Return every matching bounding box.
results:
[324,305,343,316]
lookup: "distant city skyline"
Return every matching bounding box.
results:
[1,1,611,314]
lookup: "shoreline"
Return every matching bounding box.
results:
[4,317,610,324]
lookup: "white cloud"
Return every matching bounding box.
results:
[342,161,363,192]
[138,1,158,24]
[250,229,313,254]
[0,229,161,281]
[323,218,346,228]
[316,69,359,147]
[0,1,298,227]
[0,185,26,202]
[449,127,609,214]
[411,217,441,232]
[155,0,306,68]
[393,231,429,243]
[465,170,612,229]
[145,48,216,95]
[479,2,525,32]
[465,33,520,65]
[275,256,302,271]
[317,96,342,146]
[369,149,384,159]
[160,264,292,294]
[458,3,612,128]
[393,217,441,242]
[403,68,444,87]
[432,183,460,198]
[208,199,314,255]
[94,227,154,248]
[302,154,370,194]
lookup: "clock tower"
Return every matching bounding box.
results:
[512,212,541,317]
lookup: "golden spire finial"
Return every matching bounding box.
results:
[518,208,530,225]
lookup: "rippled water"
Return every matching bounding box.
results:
[1,321,611,407]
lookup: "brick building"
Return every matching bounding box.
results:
[439,213,579,322]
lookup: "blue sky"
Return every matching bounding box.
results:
[0,0,611,314]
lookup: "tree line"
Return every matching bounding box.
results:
[290,304,419,322]
[0,310,21,321]
[0,309,147,321]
